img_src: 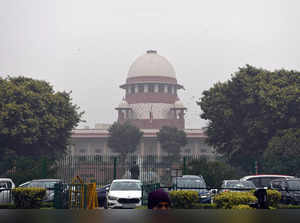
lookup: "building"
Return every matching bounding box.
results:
[70,50,215,157]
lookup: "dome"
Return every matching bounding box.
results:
[127,50,176,79]
[118,100,130,109]
[174,100,185,109]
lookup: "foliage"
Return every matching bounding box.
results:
[213,191,257,209]
[198,65,300,172]
[231,204,253,209]
[12,187,46,209]
[263,129,300,175]
[267,189,281,208]
[191,203,217,209]
[0,76,83,176]
[107,121,143,157]
[277,204,300,209]
[157,126,187,156]
[169,190,199,209]
[185,156,239,188]
[9,156,58,186]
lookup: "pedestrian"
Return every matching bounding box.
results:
[148,189,171,210]
[130,161,140,179]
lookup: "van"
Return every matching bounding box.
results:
[240,174,295,188]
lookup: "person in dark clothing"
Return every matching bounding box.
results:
[130,161,140,179]
[254,188,269,209]
[148,189,171,210]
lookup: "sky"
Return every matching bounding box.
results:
[1,0,300,129]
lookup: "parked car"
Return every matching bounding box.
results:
[0,178,15,204]
[106,179,142,209]
[18,179,62,202]
[96,184,110,208]
[220,180,256,192]
[173,175,212,203]
[270,178,300,205]
[240,175,295,188]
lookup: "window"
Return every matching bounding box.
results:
[168,85,172,94]
[138,84,144,93]
[158,84,165,93]
[79,149,86,153]
[131,85,135,94]
[148,84,154,92]
[95,149,101,153]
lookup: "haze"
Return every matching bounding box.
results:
[1,0,299,128]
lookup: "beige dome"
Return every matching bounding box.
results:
[127,50,176,79]
[174,100,185,108]
[118,100,130,109]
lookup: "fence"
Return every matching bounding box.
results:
[55,154,202,186]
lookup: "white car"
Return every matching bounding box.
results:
[106,179,142,209]
[0,178,15,204]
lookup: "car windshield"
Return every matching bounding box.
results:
[287,181,300,190]
[110,182,141,191]
[227,181,256,189]
[176,178,206,188]
[30,181,59,188]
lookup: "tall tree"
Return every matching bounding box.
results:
[0,76,83,177]
[157,126,187,156]
[107,121,143,158]
[185,157,239,188]
[263,129,300,176]
[198,65,300,173]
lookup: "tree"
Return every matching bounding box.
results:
[157,126,187,156]
[107,121,143,158]
[0,76,83,177]
[185,157,239,188]
[198,65,300,173]
[263,128,300,176]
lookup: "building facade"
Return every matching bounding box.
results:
[70,50,215,158]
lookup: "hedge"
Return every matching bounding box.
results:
[213,192,257,209]
[267,189,281,208]
[12,188,46,209]
[169,191,199,209]
[231,204,254,209]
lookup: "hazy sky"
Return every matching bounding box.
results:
[1,0,300,129]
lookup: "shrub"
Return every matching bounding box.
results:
[267,189,281,208]
[191,203,217,209]
[169,190,199,209]
[231,204,253,209]
[12,188,46,209]
[278,204,300,209]
[214,192,257,209]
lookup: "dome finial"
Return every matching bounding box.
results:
[146,50,157,54]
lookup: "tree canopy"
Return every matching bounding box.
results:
[0,76,83,178]
[263,129,300,175]
[185,157,239,188]
[198,65,300,173]
[157,126,187,156]
[107,121,143,156]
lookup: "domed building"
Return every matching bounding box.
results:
[116,50,186,129]
[66,51,215,183]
